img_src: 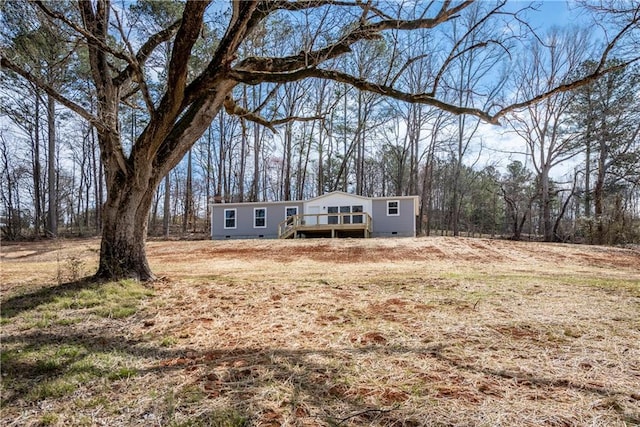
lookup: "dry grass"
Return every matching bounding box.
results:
[1,237,639,426]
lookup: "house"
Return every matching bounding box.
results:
[210,191,419,239]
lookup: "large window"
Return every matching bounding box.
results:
[340,206,351,224]
[327,205,365,224]
[352,205,363,224]
[327,206,339,224]
[224,209,236,229]
[254,208,266,228]
[387,200,399,216]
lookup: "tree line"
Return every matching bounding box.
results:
[1,1,639,279]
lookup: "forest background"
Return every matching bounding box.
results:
[1,0,639,246]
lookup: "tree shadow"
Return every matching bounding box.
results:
[0,238,96,260]
[428,346,640,425]
[1,325,426,425]
[0,277,99,318]
[3,287,638,425]
[4,321,638,426]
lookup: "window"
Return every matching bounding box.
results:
[285,206,298,218]
[340,206,351,224]
[285,206,298,226]
[254,208,266,228]
[224,209,236,229]
[327,206,339,224]
[387,200,399,216]
[352,205,363,224]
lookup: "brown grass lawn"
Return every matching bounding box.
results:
[1,237,639,426]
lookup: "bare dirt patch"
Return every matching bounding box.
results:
[1,237,639,426]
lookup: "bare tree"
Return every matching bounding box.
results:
[507,28,594,241]
[3,1,638,280]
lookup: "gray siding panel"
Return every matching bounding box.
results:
[371,199,416,237]
[210,193,417,240]
[211,202,303,239]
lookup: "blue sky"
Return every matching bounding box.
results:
[527,1,574,27]
[505,1,595,34]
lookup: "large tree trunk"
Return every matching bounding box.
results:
[96,177,157,281]
[93,74,235,281]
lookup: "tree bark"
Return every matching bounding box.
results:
[163,175,170,237]
[47,94,57,237]
[541,166,553,242]
[32,88,42,237]
[183,148,193,233]
[96,179,156,281]
[594,161,605,244]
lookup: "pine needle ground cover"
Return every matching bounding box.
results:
[1,237,639,426]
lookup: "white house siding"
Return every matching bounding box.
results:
[211,201,303,239]
[303,193,372,225]
[370,197,418,237]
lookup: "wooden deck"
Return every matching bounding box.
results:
[278,213,372,239]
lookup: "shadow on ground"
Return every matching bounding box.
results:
[1,278,98,318]
[1,279,638,426]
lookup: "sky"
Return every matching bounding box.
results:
[476,1,597,181]
[0,0,606,184]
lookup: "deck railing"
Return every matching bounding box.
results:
[278,212,372,238]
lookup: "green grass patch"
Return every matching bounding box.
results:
[39,413,60,426]
[55,317,82,326]
[37,279,154,318]
[1,279,154,324]
[94,304,138,319]
[75,395,111,410]
[176,384,207,405]
[160,336,178,347]
[28,377,78,401]
[107,367,138,380]
[1,341,141,405]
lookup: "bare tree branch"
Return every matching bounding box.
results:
[389,53,431,87]
[492,58,640,123]
[223,96,322,133]
[161,1,209,111]
[182,1,263,107]
[232,51,640,127]
[110,6,155,115]
[229,67,494,122]
[112,19,182,87]
[223,95,277,132]
[237,1,474,75]
[1,56,106,133]
[33,0,131,64]
[263,0,394,20]
[431,1,507,94]
[135,0,212,164]
[594,11,640,74]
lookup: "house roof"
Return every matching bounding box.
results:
[210,199,300,208]
[305,191,371,203]
[210,191,419,207]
